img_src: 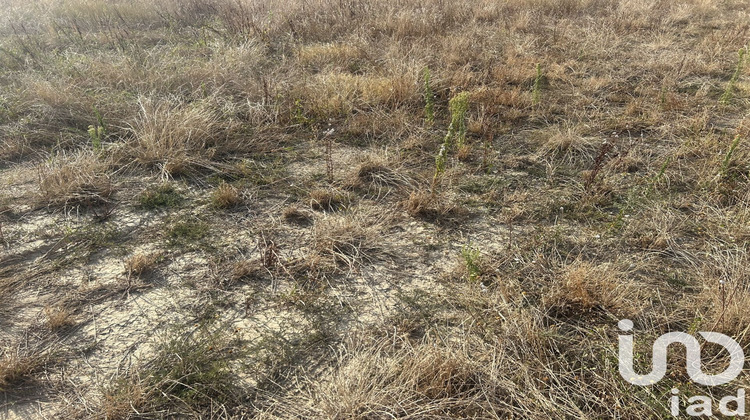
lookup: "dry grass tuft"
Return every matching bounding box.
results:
[230,259,266,283]
[309,188,348,212]
[537,126,599,164]
[404,191,466,222]
[282,205,313,225]
[44,305,75,331]
[127,97,221,175]
[544,261,639,317]
[347,156,411,193]
[312,213,380,266]
[125,253,158,279]
[306,339,484,418]
[37,150,114,208]
[211,182,242,208]
[0,348,47,392]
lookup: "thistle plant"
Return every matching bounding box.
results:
[447,91,469,149]
[432,91,469,192]
[423,67,435,124]
[317,125,335,184]
[432,143,447,193]
[720,47,747,105]
[532,63,543,105]
[88,107,106,151]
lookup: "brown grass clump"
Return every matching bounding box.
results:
[404,191,437,218]
[309,188,348,211]
[211,182,242,208]
[127,97,222,176]
[44,305,75,331]
[312,213,380,266]
[125,253,158,279]
[0,348,46,392]
[37,150,113,208]
[404,191,466,223]
[347,155,411,194]
[536,125,599,165]
[230,259,264,282]
[99,379,148,420]
[544,261,639,317]
[282,205,313,225]
[298,339,485,418]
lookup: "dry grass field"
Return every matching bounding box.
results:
[1,0,750,418]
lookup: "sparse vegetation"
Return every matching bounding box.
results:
[138,183,183,209]
[99,324,244,418]
[44,305,75,331]
[0,347,49,393]
[309,188,348,212]
[2,0,750,417]
[166,216,209,247]
[719,47,747,105]
[282,205,313,225]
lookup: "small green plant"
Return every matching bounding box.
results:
[719,134,742,180]
[645,156,671,196]
[423,67,435,124]
[166,216,208,248]
[461,243,482,283]
[432,91,470,191]
[88,107,106,151]
[720,47,747,105]
[138,184,183,209]
[532,63,544,105]
[293,98,312,125]
[447,91,470,149]
[100,323,243,416]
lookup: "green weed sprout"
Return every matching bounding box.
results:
[446,91,469,149]
[432,91,470,191]
[88,107,106,151]
[532,63,543,105]
[720,48,747,105]
[461,243,482,283]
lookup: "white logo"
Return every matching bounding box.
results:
[618,319,744,386]
[617,319,746,417]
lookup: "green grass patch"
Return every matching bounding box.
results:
[138,183,184,209]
